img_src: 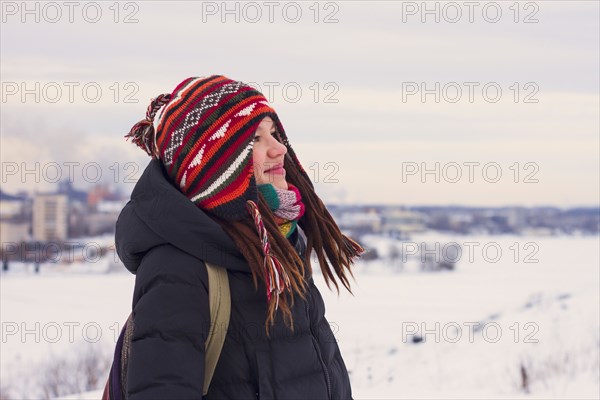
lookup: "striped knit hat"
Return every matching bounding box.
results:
[125,75,313,309]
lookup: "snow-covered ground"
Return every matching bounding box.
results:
[1,233,598,399]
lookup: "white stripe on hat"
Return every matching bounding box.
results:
[190,141,253,203]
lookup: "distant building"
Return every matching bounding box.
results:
[86,198,126,237]
[521,227,555,236]
[32,193,68,241]
[80,184,125,236]
[57,180,88,204]
[505,207,526,229]
[54,180,88,238]
[448,212,473,225]
[0,189,31,243]
[382,209,427,235]
[0,189,27,218]
[0,220,30,243]
[97,199,128,214]
[87,184,123,211]
[84,213,118,236]
[338,209,382,233]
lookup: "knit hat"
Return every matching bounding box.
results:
[125,75,313,310]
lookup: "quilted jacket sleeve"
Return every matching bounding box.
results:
[126,244,211,399]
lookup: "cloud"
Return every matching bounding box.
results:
[1,1,598,205]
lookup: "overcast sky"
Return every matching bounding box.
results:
[1,1,598,207]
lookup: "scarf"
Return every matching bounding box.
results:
[257,182,305,238]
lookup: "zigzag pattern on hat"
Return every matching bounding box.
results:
[162,80,244,167]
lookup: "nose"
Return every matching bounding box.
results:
[268,136,287,158]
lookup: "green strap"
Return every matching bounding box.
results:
[117,261,231,398]
[203,261,231,396]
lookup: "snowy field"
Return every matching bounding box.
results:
[1,233,599,399]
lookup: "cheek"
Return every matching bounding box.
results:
[252,148,265,171]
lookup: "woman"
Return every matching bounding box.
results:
[116,75,364,399]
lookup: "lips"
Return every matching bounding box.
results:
[265,163,284,172]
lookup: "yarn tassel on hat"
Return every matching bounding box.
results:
[124,93,172,159]
[246,200,291,311]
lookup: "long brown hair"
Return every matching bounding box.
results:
[214,153,365,338]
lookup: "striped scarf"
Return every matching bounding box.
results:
[257,183,305,238]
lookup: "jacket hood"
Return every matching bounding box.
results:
[115,159,253,274]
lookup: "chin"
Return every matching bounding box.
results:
[274,180,289,190]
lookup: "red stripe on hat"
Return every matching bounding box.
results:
[175,89,264,184]
[186,119,255,198]
[157,76,228,159]
[202,162,253,210]
[184,98,274,191]
[166,78,232,177]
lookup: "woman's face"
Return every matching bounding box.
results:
[253,116,288,190]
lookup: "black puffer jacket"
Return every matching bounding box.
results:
[115,159,353,399]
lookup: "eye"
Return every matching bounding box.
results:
[253,130,278,142]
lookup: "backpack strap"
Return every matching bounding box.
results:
[103,261,231,399]
[203,261,231,396]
